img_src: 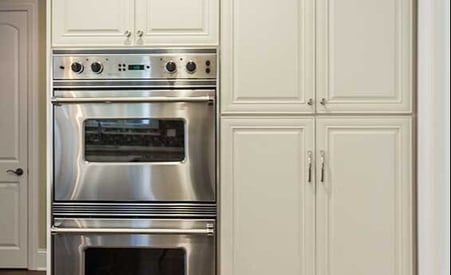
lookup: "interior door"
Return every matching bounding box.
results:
[0,8,29,267]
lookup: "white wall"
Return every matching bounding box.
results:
[418,0,450,274]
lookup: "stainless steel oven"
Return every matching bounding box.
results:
[50,49,217,275]
[51,49,217,207]
[52,218,215,275]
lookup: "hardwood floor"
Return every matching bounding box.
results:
[0,271,44,275]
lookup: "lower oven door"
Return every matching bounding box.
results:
[52,218,215,275]
[53,90,215,202]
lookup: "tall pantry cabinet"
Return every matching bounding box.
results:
[220,0,414,275]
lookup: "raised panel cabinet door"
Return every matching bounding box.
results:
[316,0,413,113]
[52,0,134,46]
[316,117,413,275]
[135,0,218,45]
[221,117,315,275]
[221,0,315,114]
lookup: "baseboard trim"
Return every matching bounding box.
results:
[28,249,46,271]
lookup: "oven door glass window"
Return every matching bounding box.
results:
[85,248,185,275]
[84,119,185,162]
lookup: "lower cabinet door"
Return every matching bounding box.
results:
[221,117,315,275]
[316,116,413,275]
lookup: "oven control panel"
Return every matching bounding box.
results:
[53,49,217,80]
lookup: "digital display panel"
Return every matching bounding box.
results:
[128,64,145,70]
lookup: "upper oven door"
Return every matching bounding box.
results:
[53,90,215,202]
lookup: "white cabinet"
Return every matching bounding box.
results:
[221,0,315,114]
[221,117,315,275]
[52,0,134,46]
[316,0,413,113]
[221,0,413,114]
[51,0,218,47]
[316,117,413,275]
[135,0,218,46]
[220,116,413,275]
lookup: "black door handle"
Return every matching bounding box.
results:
[6,168,24,176]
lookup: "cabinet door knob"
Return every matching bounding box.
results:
[137,30,144,38]
[124,30,132,38]
[307,98,313,106]
[320,98,327,106]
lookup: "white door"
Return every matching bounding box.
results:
[316,117,413,275]
[0,8,29,267]
[135,0,218,46]
[316,0,413,113]
[221,0,315,114]
[221,117,315,275]
[52,0,134,47]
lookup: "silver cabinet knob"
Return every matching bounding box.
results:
[137,30,144,38]
[124,30,132,38]
[320,98,327,105]
[307,98,313,105]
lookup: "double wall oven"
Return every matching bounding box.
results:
[50,49,217,275]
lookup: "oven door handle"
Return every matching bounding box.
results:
[51,96,214,103]
[50,226,215,235]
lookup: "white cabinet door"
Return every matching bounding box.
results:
[221,117,315,275]
[52,0,134,46]
[135,0,218,45]
[316,117,413,275]
[316,0,413,113]
[221,0,315,114]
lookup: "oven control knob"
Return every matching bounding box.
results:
[165,61,177,73]
[186,61,197,73]
[91,62,103,74]
[71,62,83,73]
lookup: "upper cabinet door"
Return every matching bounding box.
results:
[52,0,134,47]
[135,0,218,46]
[316,117,413,275]
[316,0,413,113]
[221,0,315,114]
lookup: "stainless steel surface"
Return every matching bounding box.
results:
[53,89,214,99]
[52,218,215,275]
[54,100,215,202]
[320,150,325,182]
[307,151,312,183]
[52,202,216,217]
[52,79,217,89]
[53,49,217,80]
[51,96,213,103]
